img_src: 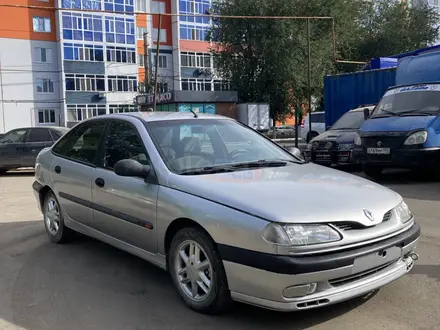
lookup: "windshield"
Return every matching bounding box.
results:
[331,111,366,130]
[0,129,27,144]
[372,84,440,117]
[145,119,299,174]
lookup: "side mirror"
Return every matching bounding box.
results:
[288,147,304,159]
[363,108,370,120]
[114,159,150,178]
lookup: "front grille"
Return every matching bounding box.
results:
[363,136,404,149]
[329,260,397,287]
[332,210,393,231]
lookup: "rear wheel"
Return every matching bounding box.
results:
[168,227,232,314]
[363,165,383,179]
[43,191,75,244]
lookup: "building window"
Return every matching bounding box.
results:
[36,78,54,93]
[179,0,210,24]
[62,13,103,42]
[35,47,52,63]
[61,0,101,9]
[38,109,57,124]
[138,54,145,67]
[137,26,147,39]
[136,0,146,12]
[65,74,105,92]
[104,0,134,13]
[181,78,211,91]
[179,24,208,41]
[158,82,168,93]
[152,28,167,42]
[109,104,138,113]
[180,52,211,68]
[152,1,166,13]
[33,17,51,33]
[108,76,138,92]
[106,46,136,63]
[213,80,231,91]
[63,43,104,61]
[67,104,107,122]
[105,17,135,45]
[152,54,168,68]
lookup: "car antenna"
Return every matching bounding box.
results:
[189,109,198,118]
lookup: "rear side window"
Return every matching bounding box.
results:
[27,128,52,142]
[311,113,325,123]
[54,121,107,165]
[50,128,69,141]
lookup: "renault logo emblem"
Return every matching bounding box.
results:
[363,209,375,222]
[377,141,382,147]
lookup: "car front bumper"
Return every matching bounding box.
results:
[304,149,358,165]
[353,147,440,168]
[220,222,420,312]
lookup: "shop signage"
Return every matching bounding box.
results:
[135,92,173,105]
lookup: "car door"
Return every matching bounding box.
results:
[22,128,54,167]
[51,120,107,226]
[91,119,159,253]
[0,128,29,169]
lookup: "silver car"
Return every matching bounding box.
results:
[32,112,420,313]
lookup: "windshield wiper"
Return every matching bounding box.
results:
[231,160,288,169]
[375,109,402,117]
[179,166,236,175]
[398,107,440,116]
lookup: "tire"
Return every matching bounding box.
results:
[0,169,7,175]
[43,191,75,244]
[168,227,232,314]
[363,165,383,179]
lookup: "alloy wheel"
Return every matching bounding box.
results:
[45,197,61,236]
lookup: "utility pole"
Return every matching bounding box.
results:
[153,13,162,112]
[307,18,312,142]
[143,32,149,92]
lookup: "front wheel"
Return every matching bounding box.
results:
[363,165,383,179]
[168,227,232,314]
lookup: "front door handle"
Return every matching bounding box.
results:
[95,178,105,188]
[54,166,61,174]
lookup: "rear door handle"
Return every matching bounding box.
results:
[54,166,61,174]
[95,178,105,188]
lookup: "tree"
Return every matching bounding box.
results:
[209,0,361,121]
[352,0,440,61]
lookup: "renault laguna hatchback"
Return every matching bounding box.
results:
[32,112,420,313]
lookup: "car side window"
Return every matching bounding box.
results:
[0,129,28,144]
[27,128,52,143]
[56,121,107,165]
[102,121,150,170]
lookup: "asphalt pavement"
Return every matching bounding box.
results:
[0,169,439,330]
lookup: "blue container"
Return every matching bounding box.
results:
[324,68,396,127]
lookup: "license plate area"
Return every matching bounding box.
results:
[352,246,401,274]
[367,147,391,155]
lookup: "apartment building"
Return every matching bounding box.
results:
[0,0,237,133]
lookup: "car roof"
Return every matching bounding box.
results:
[7,126,69,131]
[350,105,376,112]
[96,111,233,123]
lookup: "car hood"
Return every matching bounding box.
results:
[312,129,358,143]
[360,115,436,132]
[166,164,402,225]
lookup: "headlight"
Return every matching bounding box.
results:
[404,131,427,145]
[263,223,341,246]
[339,143,355,151]
[354,133,362,146]
[394,201,412,223]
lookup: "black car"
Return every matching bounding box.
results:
[304,105,375,166]
[0,126,69,174]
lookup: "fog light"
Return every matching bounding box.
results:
[283,283,318,298]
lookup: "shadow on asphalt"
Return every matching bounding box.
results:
[1,221,377,330]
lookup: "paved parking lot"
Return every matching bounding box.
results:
[0,170,439,330]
